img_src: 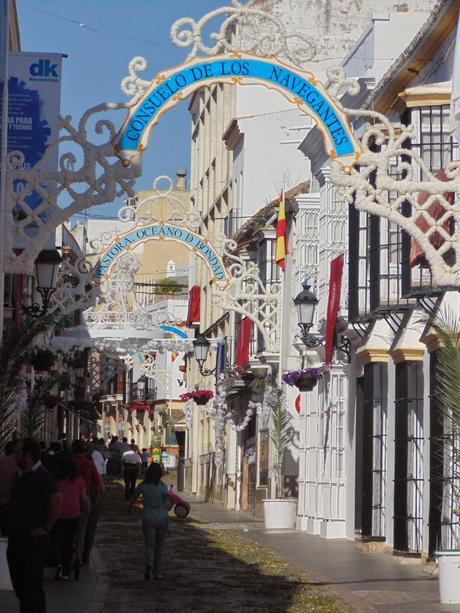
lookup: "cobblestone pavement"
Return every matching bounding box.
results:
[95,482,345,613]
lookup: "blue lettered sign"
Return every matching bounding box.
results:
[96,223,228,285]
[5,53,62,214]
[114,54,360,165]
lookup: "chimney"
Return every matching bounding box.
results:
[175,169,187,190]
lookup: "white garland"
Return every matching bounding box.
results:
[185,399,193,431]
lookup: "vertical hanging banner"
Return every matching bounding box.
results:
[7,52,62,176]
[236,317,252,368]
[5,52,62,243]
[325,254,344,367]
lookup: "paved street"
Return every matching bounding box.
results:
[182,492,459,613]
[2,480,459,613]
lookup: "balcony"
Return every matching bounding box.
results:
[129,382,157,402]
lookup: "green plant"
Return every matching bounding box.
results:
[30,347,56,372]
[153,278,183,295]
[21,377,56,439]
[270,384,293,499]
[0,317,55,451]
[417,307,460,543]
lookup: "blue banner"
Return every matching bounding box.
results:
[5,52,62,213]
[97,223,227,282]
[116,56,357,160]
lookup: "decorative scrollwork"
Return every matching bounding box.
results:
[50,256,101,315]
[6,101,140,275]
[326,65,360,99]
[331,108,460,287]
[170,0,316,64]
[120,56,151,103]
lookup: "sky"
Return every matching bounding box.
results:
[16,0,227,219]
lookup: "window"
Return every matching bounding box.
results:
[403,105,458,295]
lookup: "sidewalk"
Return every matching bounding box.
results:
[0,548,106,613]
[183,493,458,613]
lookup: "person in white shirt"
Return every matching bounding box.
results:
[92,448,106,477]
[122,445,142,500]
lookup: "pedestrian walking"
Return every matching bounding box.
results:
[120,436,130,454]
[7,438,62,613]
[122,444,142,500]
[140,448,149,476]
[129,462,170,580]
[0,440,19,535]
[53,456,89,580]
[108,435,122,475]
[90,441,107,477]
[72,439,102,565]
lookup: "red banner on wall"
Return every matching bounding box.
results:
[186,285,201,327]
[325,254,344,367]
[236,317,252,368]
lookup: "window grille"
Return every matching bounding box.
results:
[394,361,424,554]
[403,105,458,295]
[361,363,388,538]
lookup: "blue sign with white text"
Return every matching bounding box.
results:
[97,224,227,282]
[118,57,355,158]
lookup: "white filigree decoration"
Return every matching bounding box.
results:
[213,238,282,352]
[50,256,101,315]
[185,399,193,430]
[326,66,360,98]
[84,252,183,329]
[331,109,460,287]
[170,0,316,65]
[6,104,140,275]
[205,382,228,466]
[120,56,151,103]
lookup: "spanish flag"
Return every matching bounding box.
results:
[275,190,287,271]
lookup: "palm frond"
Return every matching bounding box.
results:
[269,384,294,498]
[0,317,56,450]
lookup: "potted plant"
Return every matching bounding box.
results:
[425,308,460,603]
[263,384,297,530]
[180,390,214,406]
[282,367,322,391]
[30,347,56,373]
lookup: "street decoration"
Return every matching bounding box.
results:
[282,367,323,392]
[114,53,359,167]
[5,0,460,452]
[179,390,214,405]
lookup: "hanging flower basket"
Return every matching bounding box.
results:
[130,403,152,414]
[282,368,323,392]
[180,390,214,405]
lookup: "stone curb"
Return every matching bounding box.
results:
[85,548,109,613]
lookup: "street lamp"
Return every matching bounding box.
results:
[137,377,146,400]
[193,333,216,377]
[293,280,324,348]
[24,250,62,318]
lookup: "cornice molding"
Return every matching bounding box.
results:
[356,347,389,365]
[390,347,425,364]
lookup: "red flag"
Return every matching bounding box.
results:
[275,190,288,271]
[236,317,252,367]
[325,255,344,367]
[295,394,301,414]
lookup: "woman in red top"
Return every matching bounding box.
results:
[54,456,88,580]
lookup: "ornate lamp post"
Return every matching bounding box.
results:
[192,333,216,377]
[24,250,61,318]
[293,280,324,348]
